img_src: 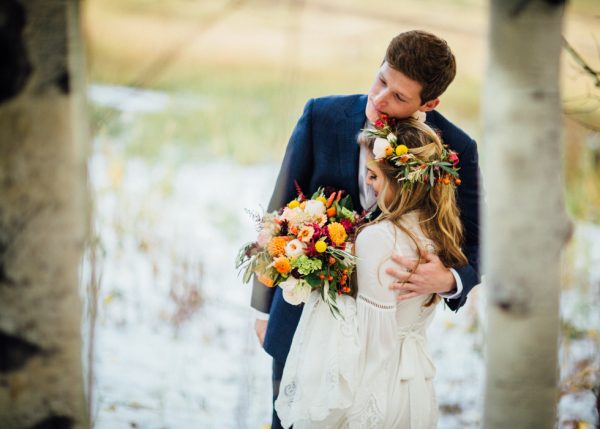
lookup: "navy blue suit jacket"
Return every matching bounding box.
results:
[251,94,481,363]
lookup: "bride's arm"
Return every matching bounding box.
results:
[355,225,409,363]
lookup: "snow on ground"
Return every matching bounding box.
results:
[85,85,599,429]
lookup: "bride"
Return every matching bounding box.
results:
[274,118,468,428]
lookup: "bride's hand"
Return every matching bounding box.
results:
[255,319,268,346]
[385,252,456,301]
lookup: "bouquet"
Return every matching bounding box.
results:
[236,184,365,317]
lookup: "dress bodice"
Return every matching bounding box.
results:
[355,213,437,330]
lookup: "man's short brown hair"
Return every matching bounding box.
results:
[385,30,456,103]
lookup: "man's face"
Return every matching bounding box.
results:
[365,62,438,122]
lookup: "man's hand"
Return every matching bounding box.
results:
[386,252,456,301]
[255,319,268,346]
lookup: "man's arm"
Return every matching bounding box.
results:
[444,139,482,310]
[250,98,316,315]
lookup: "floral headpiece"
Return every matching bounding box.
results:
[363,113,461,188]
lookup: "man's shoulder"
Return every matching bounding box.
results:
[427,110,476,152]
[310,94,367,116]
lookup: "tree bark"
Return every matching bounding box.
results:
[0,1,89,428]
[482,1,570,428]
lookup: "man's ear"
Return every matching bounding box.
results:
[419,98,440,112]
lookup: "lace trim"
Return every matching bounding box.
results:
[340,393,384,429]
[357,294,396,311]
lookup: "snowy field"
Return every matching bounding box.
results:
[84,85,600,429]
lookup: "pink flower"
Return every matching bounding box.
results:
[298,226,315,242]
[257,229,272,248]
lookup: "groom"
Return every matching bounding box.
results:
[251,30,481,428]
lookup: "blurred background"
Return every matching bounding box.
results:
[81,1,600,428]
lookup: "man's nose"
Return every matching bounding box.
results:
[373,89,389,104]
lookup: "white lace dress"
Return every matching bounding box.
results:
[275,214,439,429]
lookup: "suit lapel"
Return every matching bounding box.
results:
[336,95,367,212]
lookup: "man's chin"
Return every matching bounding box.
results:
[365,108,382,123]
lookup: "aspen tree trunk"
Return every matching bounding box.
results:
[0,1,89,428]
[482,1,571,428]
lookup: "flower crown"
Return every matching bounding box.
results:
[363,113,461,188]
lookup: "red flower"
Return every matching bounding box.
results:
[312,223,325,239]
[340,218,353,232]
[448,152,459,167]
[305,242,318,257]
[374,119,385,128]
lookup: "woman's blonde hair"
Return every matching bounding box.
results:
[359,118,468,305]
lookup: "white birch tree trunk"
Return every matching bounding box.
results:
[0,1,89,428]
[482,1,571,428]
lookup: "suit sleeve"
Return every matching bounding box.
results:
[250,99,316,313]
[445,139,482,311]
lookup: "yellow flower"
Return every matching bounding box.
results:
[273,256,292,274]
[300,201,307,209]
[288,200,300,209]
[395,144,408,156]
[256,272,275,288]
[316,196,327,206]
[315,241,327,253]
[268,236,288,257]
[328,222,347,246]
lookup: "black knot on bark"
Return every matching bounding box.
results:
[0,0,32,103]
[0,331,41,372]
[30,415,74,429]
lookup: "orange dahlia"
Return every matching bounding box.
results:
[268,236,288,257]
[328,222,347,246]
[273,256,292,274]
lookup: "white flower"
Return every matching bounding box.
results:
[285,239,306,259]
[387,132,397,143]
[373,137,390,160]
[280,206,302,227]
[279,276,299,292]
[412,110,427,123]
[281,279,311,305]
[314,213,327,227]
[304,200,326,216]
[296,282,312,303]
